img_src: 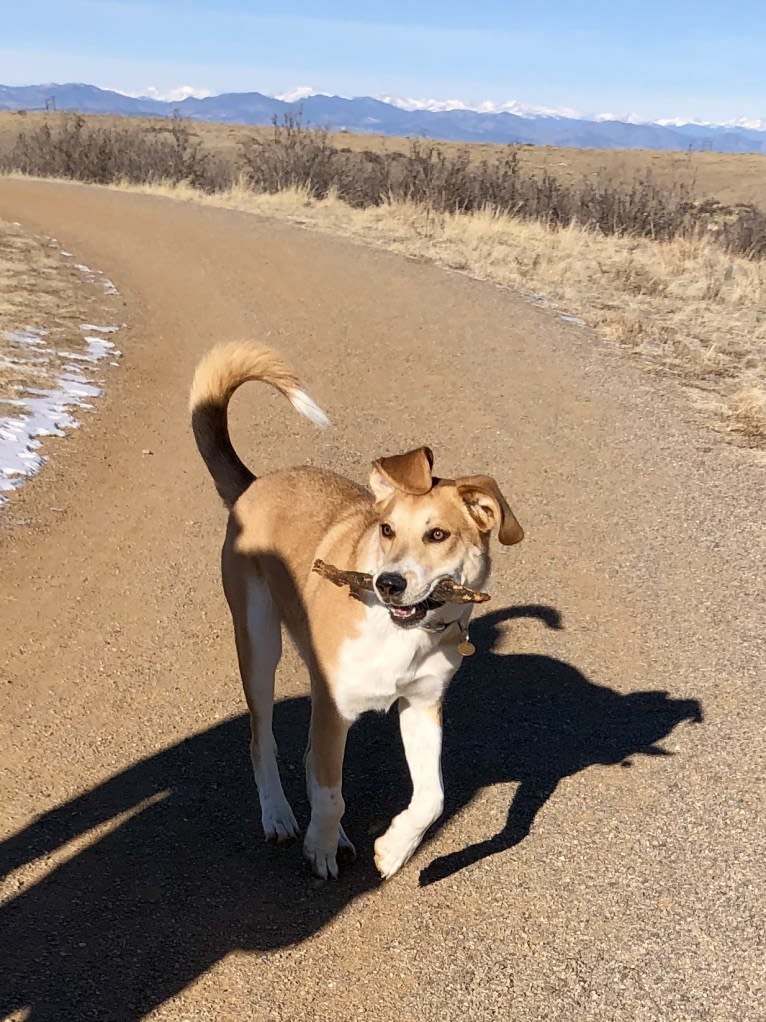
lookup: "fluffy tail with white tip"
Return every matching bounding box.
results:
[190,341,329,508]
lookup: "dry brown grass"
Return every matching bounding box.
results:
[0,219,109,396]
[1,221,74,391]
[102,179,766,445]
[1,111,764,208]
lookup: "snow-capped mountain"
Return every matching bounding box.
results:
[380,93,765,133]
[0,83,763,153]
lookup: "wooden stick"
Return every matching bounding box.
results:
[312,559,490,604]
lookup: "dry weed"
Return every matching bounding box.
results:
[0,219,108,396]
[724,388,766,445]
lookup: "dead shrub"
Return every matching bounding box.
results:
[239,114,336,198]
[1,113,234,192]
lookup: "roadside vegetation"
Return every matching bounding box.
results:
[2,115,764,444]
[0,219,88,395]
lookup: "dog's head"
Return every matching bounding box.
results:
[369,446,523,628]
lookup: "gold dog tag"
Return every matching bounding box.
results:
[457,637,476,657]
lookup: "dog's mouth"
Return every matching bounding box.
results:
[387,595,444,628]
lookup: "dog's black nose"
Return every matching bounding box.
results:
[375,572,407,598]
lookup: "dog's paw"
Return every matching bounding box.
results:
[374,817,422,879]
[262,797,300,845]
[303,840,339,880]
[303,824,355,879]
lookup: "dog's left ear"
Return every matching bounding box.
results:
[456,474,524,545]
[370,446,434,501]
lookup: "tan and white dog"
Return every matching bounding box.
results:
[190,342,523,879]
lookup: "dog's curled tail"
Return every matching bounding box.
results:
[190,341,329,508]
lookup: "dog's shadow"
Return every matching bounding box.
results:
[0,605,702,1021]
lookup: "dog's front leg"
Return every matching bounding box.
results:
[303,689,353,880]
[374,695,444,879]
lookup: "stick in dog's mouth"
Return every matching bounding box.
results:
[312,560,490,620]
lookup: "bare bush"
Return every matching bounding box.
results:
[239,114,336,198]
[1,114,234,192]
[235,120,766,258]
[2,114,764,258]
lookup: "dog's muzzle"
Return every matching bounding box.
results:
[375,573,446,628]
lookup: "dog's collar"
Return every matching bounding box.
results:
[420,618,458,634]
[420,617,476,656]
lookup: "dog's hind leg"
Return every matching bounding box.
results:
[303,680,353,879]
[224,557,299,844]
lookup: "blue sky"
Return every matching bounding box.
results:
[1,1,763,122]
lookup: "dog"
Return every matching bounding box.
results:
[190,342,523,879]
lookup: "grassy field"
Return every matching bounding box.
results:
[1,110,765,208]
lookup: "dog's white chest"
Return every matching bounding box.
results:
[332,606,460,721]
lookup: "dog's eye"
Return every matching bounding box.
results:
[380,522,395,539]
[425,527,450,543]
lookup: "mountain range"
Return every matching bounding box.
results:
[1,83,764,154]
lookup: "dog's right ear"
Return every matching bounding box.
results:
[370,446,434,502]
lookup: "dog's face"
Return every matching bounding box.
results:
[369,447,523,628]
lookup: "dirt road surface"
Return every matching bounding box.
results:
[0,179,763,1022]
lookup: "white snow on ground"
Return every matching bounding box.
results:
[71,262,121,298]
[0,324,122,503]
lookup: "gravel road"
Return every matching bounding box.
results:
[0,179,763,1022]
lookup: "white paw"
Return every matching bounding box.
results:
[374,817,423,879]
[261,797,300,844]
[303,823,355,879]
[303,836,339,880]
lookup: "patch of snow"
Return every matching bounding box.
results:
[59,337,122,363]
[0,320,123,504]
[379,94,582,119]
[657,115,766,131]
[594,112,646,125]
[70,260,120,295]
[274,85,329,103]
[80,323,119,333]
[131,84,212,102]
[375,93,766,131]
[84,335,122,360]
[7,327,49,348]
